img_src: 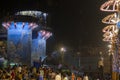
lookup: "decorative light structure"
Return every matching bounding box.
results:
[15,10,52,66]
[15,10,48,26]
[100,0,120,78]
[32,27,52,65]
[2,15,38,66]
[2,10,52,66]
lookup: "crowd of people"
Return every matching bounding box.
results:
[0,64,89,80]
[0,63,114,80]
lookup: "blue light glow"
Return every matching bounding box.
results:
[2,10,52,66]
[31,33,46,65]
[9,22,30,30]
[7,22,32,65]
[117,21,120,28]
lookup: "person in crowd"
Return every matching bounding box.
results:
[77,75,82,80]
[55,70,61,80]
[71,72,76,80]
[39,67,44,80]
[83,74,89,80]
[63,73,69,80]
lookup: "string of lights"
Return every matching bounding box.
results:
[100,0,120,75]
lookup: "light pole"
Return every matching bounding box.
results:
[98,51,104,79]
[109,54,113,79]
[77,52,80,68]
[60,47,66,65]
[108,44,113,79]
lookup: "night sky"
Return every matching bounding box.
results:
[0,0,107,50]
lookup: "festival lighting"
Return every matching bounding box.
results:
[102,25,118,42]
[100,0,120,12]
[15,10,48,18]
[2,22,38,30]
[2,10,52,66]
[2,15,38,66]
[100,0,120,76]
[39,30,52,40]
[15,10,48,24]
[102,13,119,24]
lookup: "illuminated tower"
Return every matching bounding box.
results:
[32,27,52,65]
[2,15,38,66]
[100,0,120,79]
[2,10,52,66]
[16,11,52,65]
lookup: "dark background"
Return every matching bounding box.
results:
[0,0,107,51]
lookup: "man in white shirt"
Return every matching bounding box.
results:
[83,74,89,80]
[55,71,61,80]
